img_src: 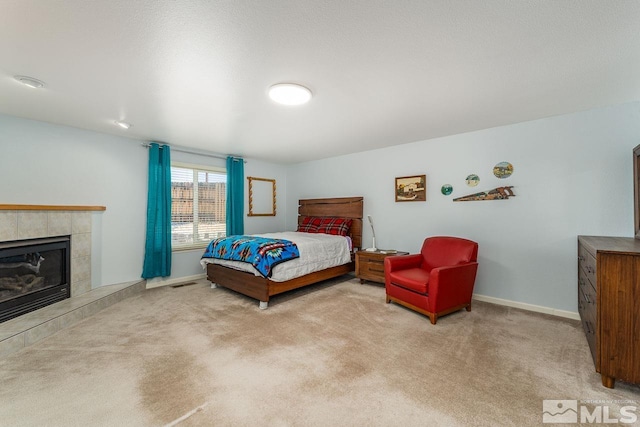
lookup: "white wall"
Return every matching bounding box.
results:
[0,114,287,288]
[286,102,640,313]
[0,114,147,287]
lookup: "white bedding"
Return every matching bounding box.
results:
[200,231,352,282]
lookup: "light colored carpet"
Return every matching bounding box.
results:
[0,276,638,426]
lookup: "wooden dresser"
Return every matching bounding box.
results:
[578,236,640,388]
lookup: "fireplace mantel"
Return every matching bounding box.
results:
[0,204,106,211]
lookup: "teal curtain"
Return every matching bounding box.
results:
[142,143,172,278]
[226,156,244,236]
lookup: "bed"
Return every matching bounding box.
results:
[202,196,363,308]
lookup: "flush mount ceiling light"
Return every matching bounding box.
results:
[14,75,45,89]
[114,120,132,129]
[268,83,312,106]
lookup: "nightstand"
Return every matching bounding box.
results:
[355,250,409,284]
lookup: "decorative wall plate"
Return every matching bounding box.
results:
[465,174,480,187]
[441,184,453,195]
[493,162,514,179]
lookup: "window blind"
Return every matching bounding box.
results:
[171,165,227,250]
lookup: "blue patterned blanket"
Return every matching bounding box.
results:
[202,235,300,278]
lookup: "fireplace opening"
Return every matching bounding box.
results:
[0,236,71,323]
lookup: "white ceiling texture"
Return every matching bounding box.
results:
[1,1,639,164]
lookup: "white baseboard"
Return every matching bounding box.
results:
[146,273,207,289]
[472,294,580,320]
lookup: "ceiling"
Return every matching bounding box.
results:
[1,1,639,164]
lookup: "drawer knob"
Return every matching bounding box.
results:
[585,321,595,335]
[578,255,585,261]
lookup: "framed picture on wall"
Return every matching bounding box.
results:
[395,175,426,202]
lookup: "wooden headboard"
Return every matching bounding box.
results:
[298,197,364,250]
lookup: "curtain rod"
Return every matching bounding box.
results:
[141,143,247,163]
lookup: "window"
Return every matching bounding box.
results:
[171,163,226,250]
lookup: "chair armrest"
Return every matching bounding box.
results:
[384,254,422,272]
[429,262,479,311]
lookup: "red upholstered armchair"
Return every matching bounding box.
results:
[385,236,479,324]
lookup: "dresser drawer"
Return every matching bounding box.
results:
[578,268,596,312]
[356,251,409,284]
[578,244,597,286]
[361,257,385,274]
[357,252,380,262]
[578,284,596,321]
[581,310,597,365]
[578,263,597,365]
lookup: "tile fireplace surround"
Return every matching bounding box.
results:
[0,205,145,357]
[0,205,103,297]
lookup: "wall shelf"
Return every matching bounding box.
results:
[0,204,106,211]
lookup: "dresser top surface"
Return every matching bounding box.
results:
[578,235,640,255]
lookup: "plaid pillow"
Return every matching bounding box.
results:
[317,217,352,236]
[297,216,320,233]
[297,222,318,233]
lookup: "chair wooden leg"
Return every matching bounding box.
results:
[385,295,391,303]
[430,314,437,325]
[466,303,471,312]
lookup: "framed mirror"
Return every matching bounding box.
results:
[247,176,276,216]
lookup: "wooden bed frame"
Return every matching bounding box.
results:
[206,196,364,308]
